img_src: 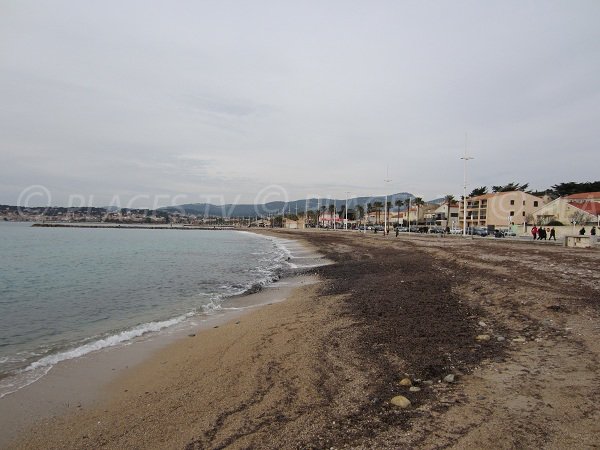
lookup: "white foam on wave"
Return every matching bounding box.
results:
[238,231,330,271]
[0,312,197,399]
[27,313,195,371]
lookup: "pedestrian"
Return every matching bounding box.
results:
[395,227,399,237]
[531,225,538,240]
[591,226,597,236]
[579,227,586,235]
[538,227,546,240]
[549,227,556,240]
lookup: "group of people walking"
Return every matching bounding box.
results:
[531,226,556,241]
[531,225,597,240]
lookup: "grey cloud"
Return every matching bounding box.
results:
[1,0,599,206]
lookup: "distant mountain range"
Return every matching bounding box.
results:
[161,193,422,217]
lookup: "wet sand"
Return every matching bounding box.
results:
[0,273,322,448]
[6,230,600,449]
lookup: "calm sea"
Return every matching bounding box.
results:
[0,223,304,397]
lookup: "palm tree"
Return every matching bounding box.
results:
[372,201,384,225]
[328,204,335,228]
[394,199,404,226]
[444,194,455,230]
[414,197,424,226]
[356,204,365,228]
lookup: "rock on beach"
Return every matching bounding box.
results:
[390,395,412,408]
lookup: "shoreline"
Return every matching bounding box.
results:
[0,232,328,448]
[0,273,322,448]
[0,229,325,391]
[7,230,600,449]
[30,223,237,230]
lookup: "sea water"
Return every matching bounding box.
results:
[0,222,309,397]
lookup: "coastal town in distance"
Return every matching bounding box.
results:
[5,180,599,242]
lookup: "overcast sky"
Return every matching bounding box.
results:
[2,0,599,208]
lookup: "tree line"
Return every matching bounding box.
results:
[468,181,600,198]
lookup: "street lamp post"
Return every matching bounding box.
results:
[345,191,350,231]
[407,198,411,234]
[333,198,336,230]
[384,178,391,236]
[461,137,474,237]
[317,197,321,229]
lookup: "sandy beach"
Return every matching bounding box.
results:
[6,230,600,449]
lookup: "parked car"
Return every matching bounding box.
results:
[466,227,489,237]
[493,228,516,237]
[476,227,490,237]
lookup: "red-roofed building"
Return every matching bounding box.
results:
[533,192,600,225]
[570,201,600,216]
[565,192,600,202]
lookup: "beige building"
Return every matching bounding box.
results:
[382,203,437,225]
[432,202,460,229]
[459,191,546,228]
[283,218,306,229]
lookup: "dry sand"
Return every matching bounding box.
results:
[7,230,600,449]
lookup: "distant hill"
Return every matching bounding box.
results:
[427,197,445,205]
[161,193,416,217]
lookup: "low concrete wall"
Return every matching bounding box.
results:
[565,235,598,248]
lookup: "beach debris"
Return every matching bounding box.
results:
[235,321,241,324]
[512,337,526,343]
[213,326,219,329]
[409,386,421,392]
[399,378,412,387]
[390,395,411,408]
[188,333,196,337]
[443,374,456,383]
[476,334,491,342]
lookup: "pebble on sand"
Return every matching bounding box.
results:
[390,395,411,408]
[399,378,412,386]
[476,334,491,342]
[409,386,421,392]
[443,374,456,383]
